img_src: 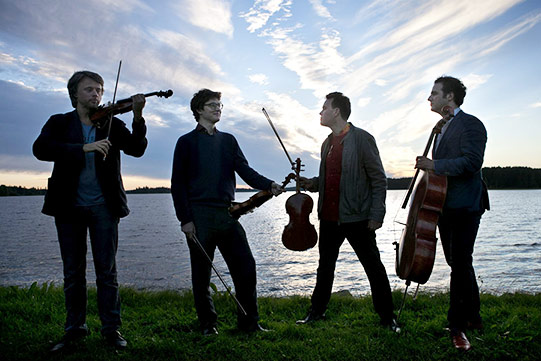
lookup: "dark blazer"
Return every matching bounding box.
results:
[433,110,489,212]
[33,110,147,218]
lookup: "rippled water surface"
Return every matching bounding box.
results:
[0,190,539,296]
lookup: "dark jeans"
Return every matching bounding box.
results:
[439,208,483,330]
[311,220,395,322]
[188,206,258,329]
[55,204,120,335]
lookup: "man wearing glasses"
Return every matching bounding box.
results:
[171,89,282,335]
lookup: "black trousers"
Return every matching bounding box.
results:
[188,206,258,329]
[310,220,395,322]
[55,204,120,335]
[439,208,483,330]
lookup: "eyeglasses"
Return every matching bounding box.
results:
[204,102,223,110]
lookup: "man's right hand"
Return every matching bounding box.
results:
[83,139,111,157]
[181,222,196,240]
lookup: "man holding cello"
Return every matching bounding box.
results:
[297,92,399,332]
[416,76,489,351]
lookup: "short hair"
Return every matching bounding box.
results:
[190,89,221,121]
[67,71,104,108]
[326,92,351,120]
[434,76,467,106]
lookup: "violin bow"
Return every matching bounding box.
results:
[188,234,247,316]
[105,60,122,141]
[262,108,295,169]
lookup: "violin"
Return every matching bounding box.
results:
[394,106,453,285]
[282,158,318,251]
[90,89,173,128]
[229,174,295,219]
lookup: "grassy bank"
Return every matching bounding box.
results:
[1,284,539,360]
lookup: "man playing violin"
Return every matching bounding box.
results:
[171,89,282,335]
[297,92,399,332]
[33,71,147,352]
[416,76,489,351]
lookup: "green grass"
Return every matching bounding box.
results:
[1,283,539,360]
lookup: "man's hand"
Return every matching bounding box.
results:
[181,222,196,240]
[270,182,284,196]
[131,93,146,122]
[298,176,316,192]
[415,156,435,171]
[83,139,111,157]
[367,220,382,231]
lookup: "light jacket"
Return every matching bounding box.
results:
[311,123,387,224]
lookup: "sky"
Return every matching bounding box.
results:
[1,0,540,190]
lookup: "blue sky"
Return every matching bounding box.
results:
[1,0,540,189]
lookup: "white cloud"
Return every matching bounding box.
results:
[531,102,541,108]
[174,0,234,37]
[309,0,333,20]
[240,0,291,33]
[249,73,270,85]
[357,97,371,107]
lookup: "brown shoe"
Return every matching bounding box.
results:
[451,330,471,351]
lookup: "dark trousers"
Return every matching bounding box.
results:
[439,208,482,330]
[311,220,395,322]
[55,204,120,335]
[188,206,258,329]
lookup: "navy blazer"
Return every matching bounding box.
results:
[433,110,489,212]
[33,110,147,218]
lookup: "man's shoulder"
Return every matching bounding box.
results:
[348,123,376,141]
[455,111,485,131]
[49,110,77,120]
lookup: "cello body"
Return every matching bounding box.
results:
[282,192,318,251]
[396,170,446,284]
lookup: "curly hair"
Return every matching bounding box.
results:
[190,89,222,121]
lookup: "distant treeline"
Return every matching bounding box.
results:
[2,167,540,196]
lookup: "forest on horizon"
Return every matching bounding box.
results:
[1,166,541,196]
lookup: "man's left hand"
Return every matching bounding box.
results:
[367,220,382,231]
[131,93,146,122]
[415,156,435,171]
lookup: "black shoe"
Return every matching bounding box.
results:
[50,328,90,353]
[104,331,127,349]
[296,312,326,325]
[239,323,271,333]
[382,318,401,334]
[202,326,219,336]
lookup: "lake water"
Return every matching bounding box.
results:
[0,190,539,296]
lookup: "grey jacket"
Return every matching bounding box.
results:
[311,123,387,224]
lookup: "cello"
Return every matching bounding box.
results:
[395,106,454,285]
[282,158,318,251]
[261,108,318,251]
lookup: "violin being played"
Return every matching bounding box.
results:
[90,89,173,129]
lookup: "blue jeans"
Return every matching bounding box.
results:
[311,220,395,322]
[55,204,120,335]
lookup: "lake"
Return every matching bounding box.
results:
[0,190,539,296]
